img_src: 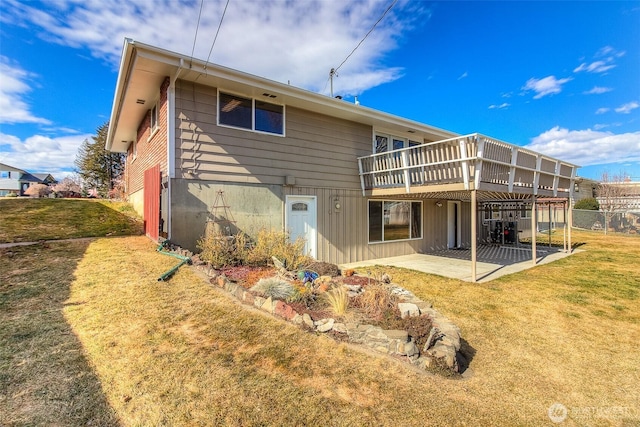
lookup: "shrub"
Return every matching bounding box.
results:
[251,277,295,300]
[352,282,399,321]
[248,228,310,270]
[24,183,52,198]
[4,192,18,197]
[306,261,340,277]
[197,230,242,268]
[287,283,316,307]
[575,197,599,210]
[324,285,349,316]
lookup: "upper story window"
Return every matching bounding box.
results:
[150,103,158,133]
[218,91,284,136]
[0,171,9,179]
[374,132,421,154]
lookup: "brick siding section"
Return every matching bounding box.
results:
[126,76,170,195]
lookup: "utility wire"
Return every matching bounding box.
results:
[334,0,398,73]
[189,0,205,67]
[204,0,231,70]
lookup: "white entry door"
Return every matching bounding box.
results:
[447,201,462,249]
[285,196,317,259]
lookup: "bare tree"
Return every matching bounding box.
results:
[597,171,631,234]
[52,176,83,197]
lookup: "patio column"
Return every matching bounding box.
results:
[471,190,477,282]
[568,199,573,253]
[531,197,537,265]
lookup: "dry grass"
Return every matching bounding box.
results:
[0,198,142,243]
[2,229,639,425]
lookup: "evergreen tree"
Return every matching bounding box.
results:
[75,122,125,197]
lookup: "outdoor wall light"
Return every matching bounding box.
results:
[435,201,443,208]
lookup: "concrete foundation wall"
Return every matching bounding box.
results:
[129,188,144,217]
[169,178,470,263]
[170,179,283,252]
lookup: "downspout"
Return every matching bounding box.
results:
[166,58,185,241]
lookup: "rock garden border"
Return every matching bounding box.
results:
[188,266,466,375]
[160,241,466,374]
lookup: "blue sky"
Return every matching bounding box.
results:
[1,0,639,180]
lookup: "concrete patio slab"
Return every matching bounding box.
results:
[340,245,582,283]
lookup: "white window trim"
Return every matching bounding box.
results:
[367,199,423,244]
[373,129,422,153]
[131,139,137,162]
[216,89,286,137]
[148,102,159,141]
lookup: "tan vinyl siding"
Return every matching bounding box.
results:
[175,81,371,189]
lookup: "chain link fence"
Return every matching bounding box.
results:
[572,209,640,235]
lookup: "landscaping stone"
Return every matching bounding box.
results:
[243,292,255,305]
[332,322,347,334]
[216,275,226,287]
[315,318,335,333]
[291,314,304,325]
[274,300,297,321]
[382,329,409,341]
[397,302,420,318]
[254,295,266,308]
[404,341,419,357]
[302,313,314,328]
[225,282,239,294]
[261,297,275,314]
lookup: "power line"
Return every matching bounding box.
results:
[334,0,398,74]
[204,0,231,70]
[189,0,205,67]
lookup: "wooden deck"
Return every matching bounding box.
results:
[358,133,578,200]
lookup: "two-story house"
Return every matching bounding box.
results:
[106,39,578,282]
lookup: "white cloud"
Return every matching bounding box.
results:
[0,57,51,124]
[574,46,625,74]
[573,61,615,73]
[488,103,510,109]
[615,101,639,114]
[584,86,612,95]
[595,107,610,115]
[2,0,431,95]
[525,126,640,167]
[0,132,91,177]
[457,71,468,80]
[522,76,572,99]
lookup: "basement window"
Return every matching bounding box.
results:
[368,200,422,243]
[218,91,284,136]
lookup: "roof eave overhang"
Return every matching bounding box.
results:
[105,39,458,153]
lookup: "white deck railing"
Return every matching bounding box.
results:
[358,133,578,197]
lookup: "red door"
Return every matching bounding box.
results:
[143,165,161,241]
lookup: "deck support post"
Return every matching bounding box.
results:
[568,199,573,253]
[532,197,537,265]
[471,189,477,282]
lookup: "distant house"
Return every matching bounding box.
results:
[106,39,579,280]
[0,162,57,196]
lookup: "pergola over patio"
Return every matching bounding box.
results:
[357,133,580,282]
